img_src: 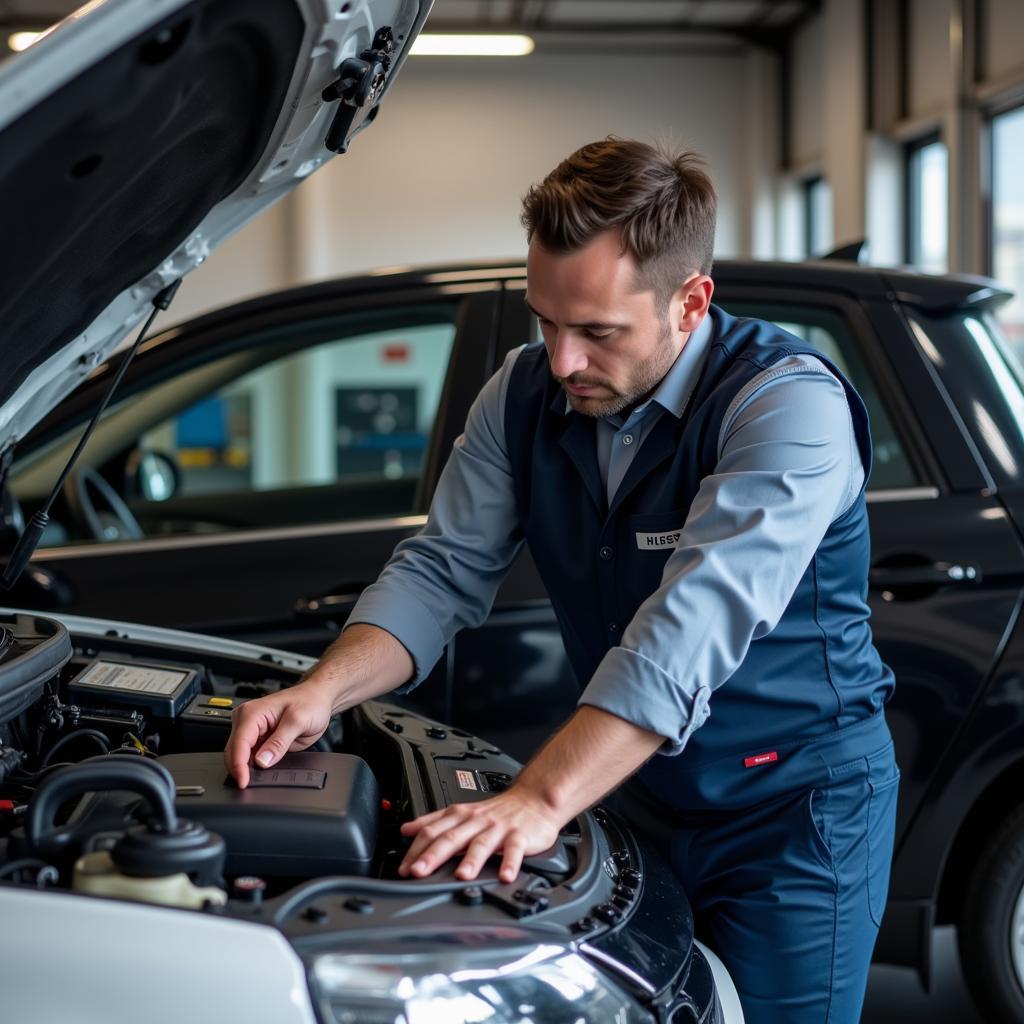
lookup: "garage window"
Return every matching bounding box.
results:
[905,135,948,273]
[803,176,833,258]
[990,104,1024,357]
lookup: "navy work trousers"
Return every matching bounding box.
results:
[614,738,900,1023]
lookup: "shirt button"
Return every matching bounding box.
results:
[599,546,614,560]
[622,434,634,446]
[608,622,620,634]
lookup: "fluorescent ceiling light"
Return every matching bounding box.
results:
[410,33,535,57]
[8,31,44,52]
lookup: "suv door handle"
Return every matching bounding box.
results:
[869,561,982,588]
[295,584,370,620]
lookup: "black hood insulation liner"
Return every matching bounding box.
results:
[0,0,305,409]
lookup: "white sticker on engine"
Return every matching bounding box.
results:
[77,661,189,696]
[636,529,683,549]
[455,769,478,791]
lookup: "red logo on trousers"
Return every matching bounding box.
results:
[743,751,779,768]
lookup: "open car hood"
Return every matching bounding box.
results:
[0,0,430,460]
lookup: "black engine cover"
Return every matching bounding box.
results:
[159,751,379,877]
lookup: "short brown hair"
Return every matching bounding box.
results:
[521,138,717,308]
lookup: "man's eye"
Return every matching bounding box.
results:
[584,330,613,341]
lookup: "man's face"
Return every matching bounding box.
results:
[525,229,712,417]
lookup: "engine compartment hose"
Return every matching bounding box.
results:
[26,755,178,860]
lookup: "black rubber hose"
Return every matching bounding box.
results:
[39,729,110,768]
[26,757,178,858]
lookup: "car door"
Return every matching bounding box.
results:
[713,286,1024,859]
[7,275,503,659]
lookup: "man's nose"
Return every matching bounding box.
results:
[548,332,587,378]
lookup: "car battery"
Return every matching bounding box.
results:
[179,693,249,751]
[67,658,200,719]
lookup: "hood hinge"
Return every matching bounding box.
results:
[321,26,395,154]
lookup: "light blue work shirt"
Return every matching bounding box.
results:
[348,312,865,750]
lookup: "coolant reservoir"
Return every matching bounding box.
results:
[73,850,226,909]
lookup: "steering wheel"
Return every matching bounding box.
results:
[64,466,144,542]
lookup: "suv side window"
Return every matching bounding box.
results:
[719,302,919,491]
[13,307,458,545]
[140,321,455,499]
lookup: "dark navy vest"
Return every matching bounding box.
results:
[505,305,895,812]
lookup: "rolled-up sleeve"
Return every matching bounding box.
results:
[346,346,526,690]
[579,356,863,753]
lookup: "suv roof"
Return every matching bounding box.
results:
[174,258,1009,323]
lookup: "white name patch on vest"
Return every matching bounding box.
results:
[636,529,683,550]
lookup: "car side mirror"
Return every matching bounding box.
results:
[128,450,180,503]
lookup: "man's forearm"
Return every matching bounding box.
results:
[514,704,665,819]
[308,623,415,714]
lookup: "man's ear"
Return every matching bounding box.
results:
[676,275,714,333]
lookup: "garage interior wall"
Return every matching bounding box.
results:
[170,44,764,324]
[784,0,1024,275]
[171,0,1024,327]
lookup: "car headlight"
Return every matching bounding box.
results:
[310,939,654,1024]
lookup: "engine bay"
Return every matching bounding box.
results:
[0,610,717,1022]
[0,611,619,919]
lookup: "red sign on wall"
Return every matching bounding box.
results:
[382,344,409,363]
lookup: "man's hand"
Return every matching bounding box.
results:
[224,680,336,788]
[397,706,665,882]
[398,786,562,883]
[223,624,415,788]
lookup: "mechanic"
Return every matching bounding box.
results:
[225,138,899,1024]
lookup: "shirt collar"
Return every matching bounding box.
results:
[644,310,715,420]
[557,309,715,421]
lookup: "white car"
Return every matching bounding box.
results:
[0,2,742,1021]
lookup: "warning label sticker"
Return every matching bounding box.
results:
[77,661,189,696]
[455,769,478,791]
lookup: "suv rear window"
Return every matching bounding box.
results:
[908,309,1024,487]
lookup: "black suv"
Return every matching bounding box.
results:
[8,257,1024,1021]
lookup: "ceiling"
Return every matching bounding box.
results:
[2,0,820,51]
[429,0,818,42]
